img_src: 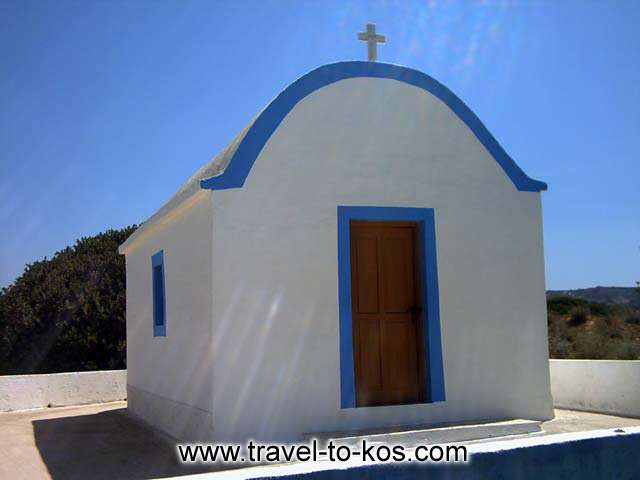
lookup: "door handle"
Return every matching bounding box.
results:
[406,306,423,315]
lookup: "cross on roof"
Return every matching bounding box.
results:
[358,23,385,62]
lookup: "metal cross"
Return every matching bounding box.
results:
[358,23,385,62]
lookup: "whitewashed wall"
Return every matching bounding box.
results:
[550,360,640,418]
[0,370,125,412]
[123,191,214,441]
[210,77,553,443]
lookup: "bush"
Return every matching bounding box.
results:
[610,341,640,360]
[547,296,588,315]
[594,318,611,338]
[587,301,612,316]
[549,336,573,359]
[0,225,136,374]
[625,314,640,326]
[548,314,570,340]
[568,306,589,327]
[571,330,607,359]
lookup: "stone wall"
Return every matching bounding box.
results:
[0,370,126,412]
[550,360,640,418]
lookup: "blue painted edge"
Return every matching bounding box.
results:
[337,206,446,408]
[151,250,166,337]
[258,431,640,479]
[200,61,547,193]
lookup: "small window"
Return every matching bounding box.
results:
[151,250,166,337]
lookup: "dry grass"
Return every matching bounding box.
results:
[547,297,640,360]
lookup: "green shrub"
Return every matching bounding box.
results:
[568,306,589,327]
[625,314,640,326]
[594,318,611,338]
[0,225,136,374]
[610,341,640,360]
[571,330,607,359]
[547,296,588,315]
[547,296,611,316]
[587,301,612,316]
[548,314,571,341]
[549,336,573,359]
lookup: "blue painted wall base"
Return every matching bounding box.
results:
[254,432,640,480]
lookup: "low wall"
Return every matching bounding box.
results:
[0,370,126,412]
[549,360,640,418]
[178,428,640,479]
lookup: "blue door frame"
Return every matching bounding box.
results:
[337,206,446,408]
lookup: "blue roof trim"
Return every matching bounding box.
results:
[200,61,547,192]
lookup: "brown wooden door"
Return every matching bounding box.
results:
[350,220,424,406]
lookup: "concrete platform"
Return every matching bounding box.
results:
[1,402,639,479]
[0,401,211,480]
[306,418,542,447]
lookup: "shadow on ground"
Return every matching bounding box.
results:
[32,407,213,480]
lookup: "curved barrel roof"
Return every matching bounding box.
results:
[120,61,546,253]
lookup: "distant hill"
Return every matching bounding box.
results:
[547,286,640,308]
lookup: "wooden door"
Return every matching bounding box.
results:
[350,221,424,406]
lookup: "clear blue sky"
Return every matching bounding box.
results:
[1,0,638,290]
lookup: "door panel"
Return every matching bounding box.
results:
[350,221,424,406]
[355,317,383,406]
[382,318,418,393]
[381,234,412,313]
[354,236,380,314]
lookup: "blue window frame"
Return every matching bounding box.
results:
[337,206,445,408]
[151,250,166,337]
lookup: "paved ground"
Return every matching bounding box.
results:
[1,402,639,480]
[0,401,213,480]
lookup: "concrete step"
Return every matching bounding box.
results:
[304,418,542,447]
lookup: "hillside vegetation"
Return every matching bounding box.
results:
[0,226,136,374]
[547,286,640,308]
[547,295,640,360]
